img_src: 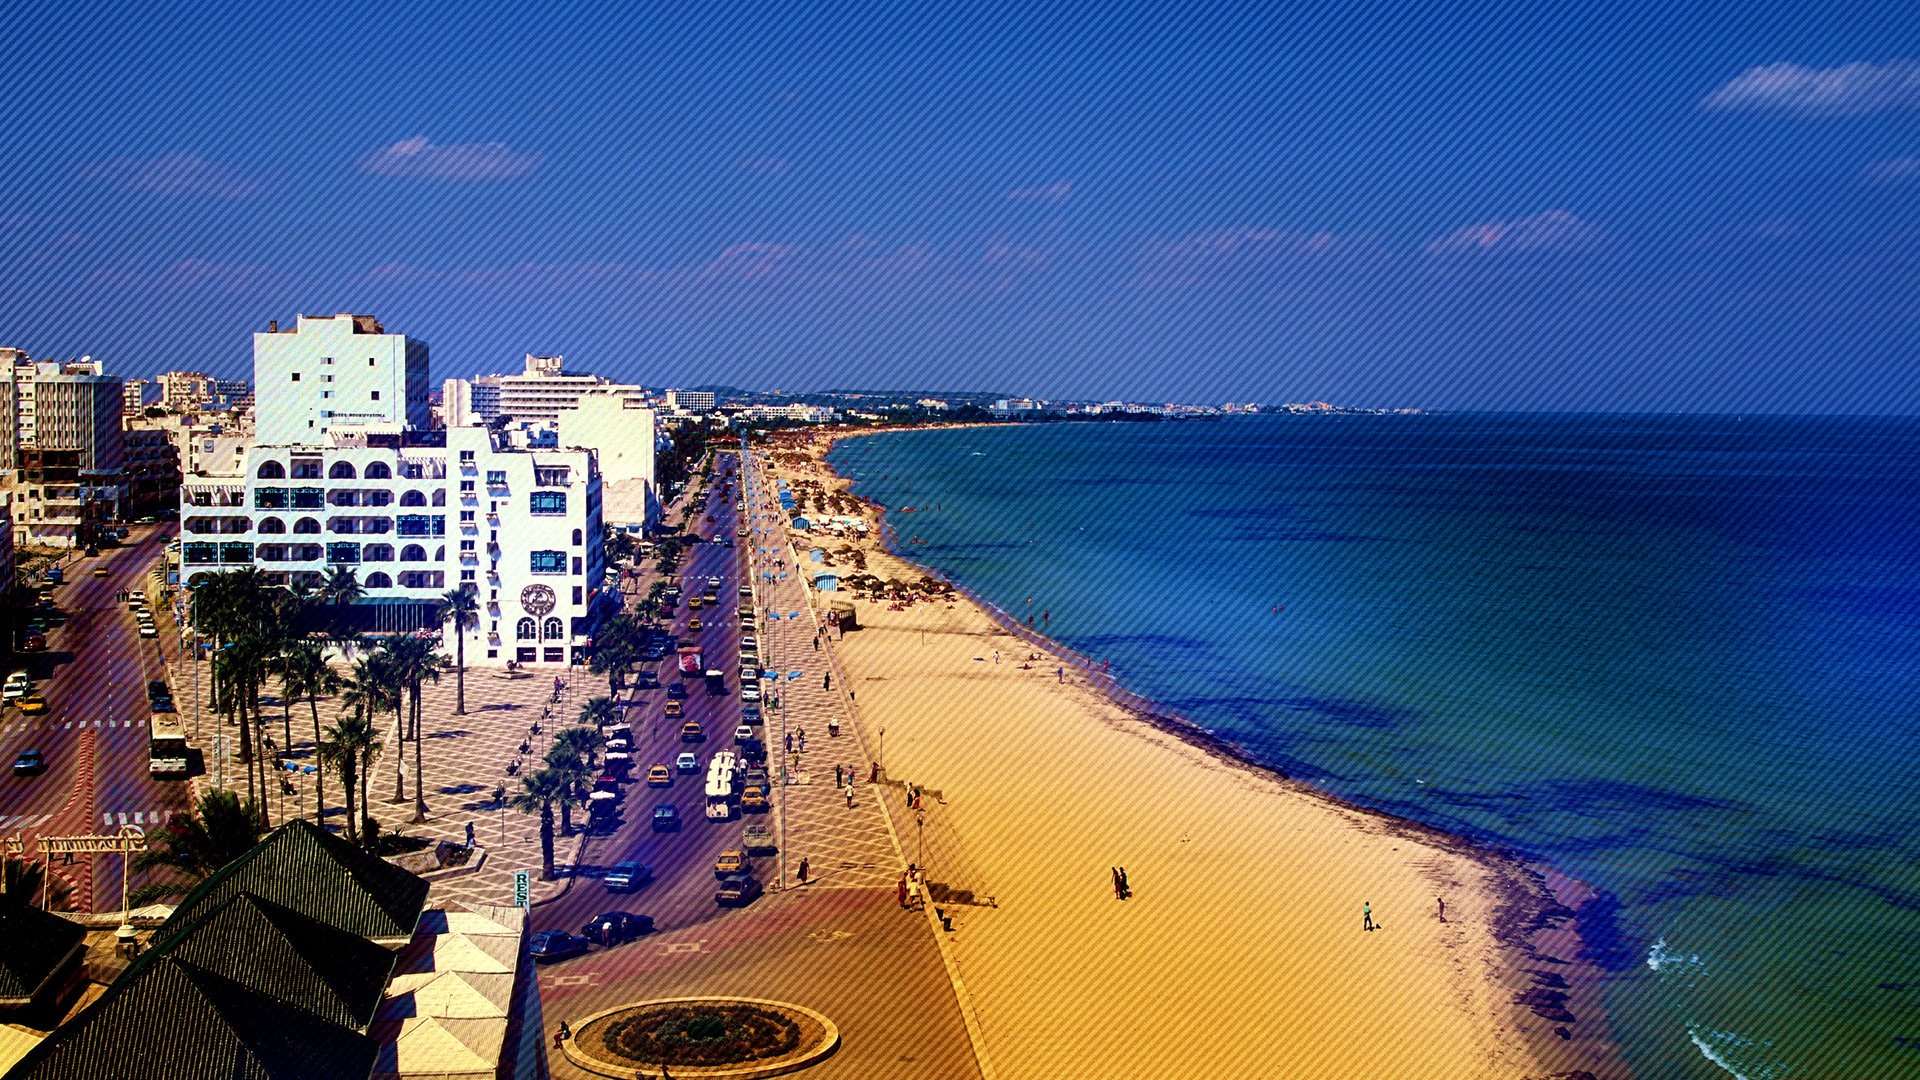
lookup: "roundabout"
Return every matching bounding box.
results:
[562,997,840,1079]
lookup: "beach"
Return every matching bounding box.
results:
[759,425,1625,1080]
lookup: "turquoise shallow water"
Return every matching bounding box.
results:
[826,415,1920,1080]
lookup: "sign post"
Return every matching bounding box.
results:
[513,870,530,909]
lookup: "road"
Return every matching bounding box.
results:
[0,524,191,913]
[533,449,774,947]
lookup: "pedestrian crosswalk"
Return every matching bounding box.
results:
[0,719,140,736]
[100,810,169,828]
[0,813,53,831]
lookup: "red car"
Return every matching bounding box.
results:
[20,634,45,651]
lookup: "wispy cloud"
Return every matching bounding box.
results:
[1701,59,1920,116]
[357,136,543,180]
[1006,179,1073,204]
[81,152,265,198]
[1862,155,1920,185]
[736,157,792,176]
[1424,210,1601,256]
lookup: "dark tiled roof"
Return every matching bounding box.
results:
[133,892,398,1029]
[161,820,429,945]
[3,956,377,1080]
[0,904,85,1005]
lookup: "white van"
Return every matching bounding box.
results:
[3,672,30,700]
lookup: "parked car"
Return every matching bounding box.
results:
[741,704,761,722]
[715,874,763,907]
[675,752,699,774]
[666,682,688,700]
[741,821,777,855]
[84,546,99,558]
[582,911,654,946]
[651,804,681,832]
[11,750,45,777]
[147,680,170,701]
[528,930,591,963]
[4,673,30,701]
[646,764,672,787]
[602,861,653,892]
[739,785,768,813]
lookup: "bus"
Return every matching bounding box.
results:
[705,751,738,819]
[149,714,190,778]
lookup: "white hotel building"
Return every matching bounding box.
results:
[181,315,609,665]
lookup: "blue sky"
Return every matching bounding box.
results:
[2,0,1918,411]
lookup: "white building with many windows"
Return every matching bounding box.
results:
[253,314,430,445]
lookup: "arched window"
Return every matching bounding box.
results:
[364,461,391,479]
[572,528,582,545]
[329,461,357,479]
[293,517,321,534]
[543,617,564,641]
[432,489,447,506]
[400,544,427,562]
[434,546,445,562]
[400,490,427,507]
[364,572,392,589]
[187,571,214,586]
[256,517,286,534]
[256,460,285,479]
[517,617,537,641]
[363,544,394,562]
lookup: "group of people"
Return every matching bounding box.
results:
[898,867,924,911]
[1110,866,1132,900]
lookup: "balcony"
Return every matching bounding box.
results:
[485,511,500,525]
[460,551,478,565]
[460,520,478,534]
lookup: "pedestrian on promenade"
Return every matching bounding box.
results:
[1027,615,1034,627]
[1118,867,1130,899]
[898,873,910,908]
[845,784,855,809]
[813,634,820,650]
[870,761,880,784]
[1057,667,1064,683]
[1111,867,1122,899]
[798,857,810,884]
[1363,902,1375,932]
[559,1021,572,1041]
[798,729,806,751]
[823,672,832,691]
[464,822,475,848]
[1437,896,1446,922]
[1043,610,1049,627]
[785,732,793,753]
[834,763,842,786]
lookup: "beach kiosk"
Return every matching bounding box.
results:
[812,573,839,592]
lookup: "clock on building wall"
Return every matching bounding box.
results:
[520,584,556,617]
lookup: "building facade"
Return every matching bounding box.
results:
[468,354,650,426]
[0,356,126,548]
[253,315,430,445]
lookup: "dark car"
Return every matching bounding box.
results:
[651,804,681,832]
[741,704,761,722]
[636,670,660,689]
[602,861,653,892]
[715,874,763,907]
[150,697,176,713]
[737,738,766,765]
[666,682,688,700]
[12,750,46,777]
[582,911,655,946]
[528,930,591,963]
[84,546,98,558]
[147,680,170,700]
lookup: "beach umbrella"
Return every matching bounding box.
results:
[787,670,804,680]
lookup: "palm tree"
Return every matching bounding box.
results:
[322,565,364,647]
[378,635,445,823]
[320,712,379,846]
[542,744,590,836]
[578,695,621,731]
[438,586,480,715]
[128,789,268,906]
[509,768,571,880]
[279,642,339,828]
[554,724,604,773]
[336,657,392,838]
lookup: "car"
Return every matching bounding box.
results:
[150,698,175,713]
[739,635,758,650]
[16,697,47,715]
[664,700,683,718]
[715,874,763,907]
[739,785,768,812]
[528,930,592,963]
[137,515,157,525]
[147,680,170,700]
[20,634,45,652]
[602,860,654,892]
[740,686,761,704]
[92,566,110,578]
[138,624,157,639]
[675,752,699,773]
[741,822,777,854]
[11,750,45,777]
[738,584,754,598]
[4,673,29,701]
[651,804,681,831]
[84,546,99,558]
[666,682,688,700]
[714,850,753,878]
[734,725,755,743]
[115,527,130,539]
[741,704,761,722]
[687,595,703,611]
[646,764,672,787]
[636,670,660,689]
[737,526,750,536]
[688,617,703,631]
[707,577,722,590]
[582,910,655,946]
[679,721,702,742]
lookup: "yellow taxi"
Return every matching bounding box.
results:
[646,764,672,787]
[713,850,753,878]
[687,595,703,610]
[92,566,110,578]
[664,699,683,718]
[17,696,47,715]
[739,785,768,812]
[688,617,703,631]
[680,721,703,742]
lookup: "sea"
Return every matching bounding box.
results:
[825,414,1920,1080]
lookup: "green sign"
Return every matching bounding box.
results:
[513,870,529,908]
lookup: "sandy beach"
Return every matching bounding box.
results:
[757,425,1624,1080]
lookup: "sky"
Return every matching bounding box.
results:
[2,0,1919,412]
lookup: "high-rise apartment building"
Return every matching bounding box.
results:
[0,353,126,547]
[469,355,649,425]
[253,314,430,445]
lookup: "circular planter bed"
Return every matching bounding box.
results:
[564,997,838,1079]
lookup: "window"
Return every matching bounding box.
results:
[400,490,427,506]
[460,540,475,551]
[460,450,476,462]
[461,570,475,582]
[435,545,445,560]
[329,461,356,479]
[460,480,475,493]
[432,489,446,506]
[291,461,321,479]
[572,586,583,605]
[321,391,332,399]
[486,470,507,486]
[366,490,392,506]
[517,617,537,641]
[290,372,300,382]
[400,544,427,562]
[544,647,565,663]
[573,556,583,575]
[371,391,380,401]
[530,550,567,574]
[364,572,392,589]
[370,357,377,366]
[292,487,324,509]
[543,617,564,641]
[293,517,322,534]
[401,570,443,589]
[258,544,285,562]
[460,510,475,522]
[183,542,217,564]
[364,461,391,479]
[397,514,431,536]
[363,543,394,562]
[220,542,253,564]
[403,463,424,480]
[432,516,446,535]
[321,374,333,383]
[256,461,285,479]
[254,487,288,509]
[529,491,566,515]
[534,466,569,487]
[517,647,537,662]
[256,516,286,534]
[572,528,583,545]
[327,542,360,564]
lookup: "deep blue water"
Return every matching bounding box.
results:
[827,415,1920,1080]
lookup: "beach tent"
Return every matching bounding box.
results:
[813,573,839,592]
[791,516,811,530]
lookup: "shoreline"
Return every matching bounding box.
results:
[759,421,1630,1079]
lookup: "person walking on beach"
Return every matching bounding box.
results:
[1057,666,1064,683]
[870,761,880,784]
[798,857,810,885]
[1363,902,1375,932]
[1043,609,1049,628]
[994,650,999,664]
